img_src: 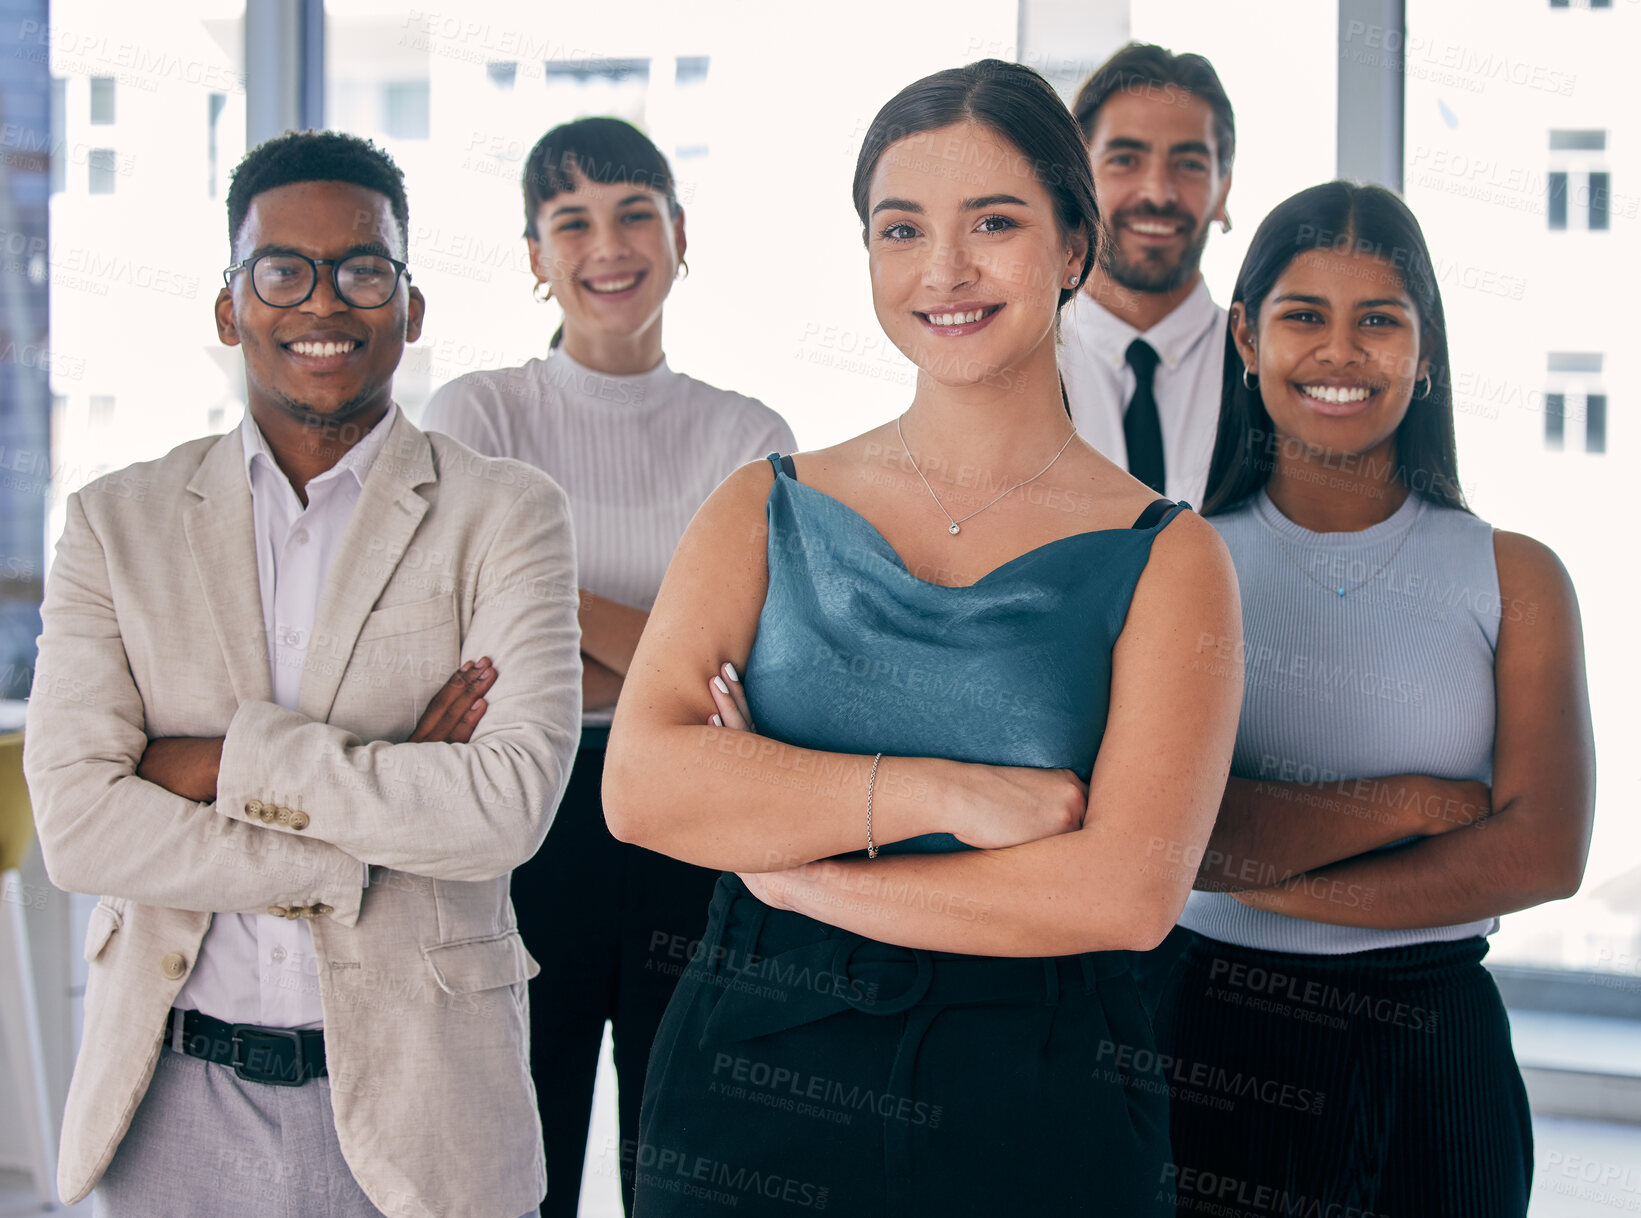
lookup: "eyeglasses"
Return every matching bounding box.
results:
[222,252,411,309]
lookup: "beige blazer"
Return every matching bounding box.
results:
[25,409,582,1218]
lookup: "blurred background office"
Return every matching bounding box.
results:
[0,1,1636,1213]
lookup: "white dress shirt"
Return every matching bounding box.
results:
[173,407,393,1029]
[1058,277,1228,507]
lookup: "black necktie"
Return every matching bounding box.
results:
[1124,338,1166,494]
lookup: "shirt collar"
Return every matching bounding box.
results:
[240,405,397,498]
[1071,277,1223,373]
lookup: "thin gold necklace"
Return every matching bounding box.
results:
[896,415,1078,536]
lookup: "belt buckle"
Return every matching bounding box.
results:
[832,939,933,1015]
[229,1025,307,1087]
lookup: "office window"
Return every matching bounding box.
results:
[88,76,115,124]
[87,148,117,194]
[1546,354,1605,454]
[88,395,115,426]
[1589,171,1611,230]
[207,92,227,197]
[485,62,517,89]
[49,76,64,193]
[1550,129,1605,151]
[1547,129,1610,230]
[1545,393,1566,449]
[381,81,430,140]
[1548,171,1568,229]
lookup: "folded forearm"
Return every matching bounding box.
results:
[604,725,945,872]
[1234,807,1574,927]
[1196,775,1482,892]
[31,765,364,921]
[776,826,1170,957]
[217,700,571,880]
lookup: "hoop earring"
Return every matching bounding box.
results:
[675,259,690,281]
[1243,366,1258,390]
[1413,373,1432,400]
[1221,212,1232,234]
[532,281,552,304]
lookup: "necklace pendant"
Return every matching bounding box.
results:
[1337,588,1347,597]
[948,523,961,535]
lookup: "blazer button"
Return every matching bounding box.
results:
[160,952,187,979]
[311,903,333,917]
[288,810,310,831]
[244,799,264,817]
[284,906,305,920]
[267,905,289,918]
[275,807,292,826]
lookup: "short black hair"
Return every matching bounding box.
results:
[1072,42,1236,176]
[226,129,411,256]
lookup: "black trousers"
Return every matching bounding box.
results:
[633,874,1176,1217]
[512,746,722,1218]
[1154,931,1533,1218]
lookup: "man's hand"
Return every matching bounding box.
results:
[137,737,225,802]
[410,657,498,743]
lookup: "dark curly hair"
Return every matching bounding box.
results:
[226,129,410,256]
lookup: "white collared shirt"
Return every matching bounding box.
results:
[173,407,394,1029]
[1058,277,1228,507]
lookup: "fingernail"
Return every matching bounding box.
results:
[724,662,739,684]
[472,699,486,711]
[713,676,729,695]
[711,714,723,727]
[461,661,473,671]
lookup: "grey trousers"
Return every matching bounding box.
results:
[93,1044,541,1218]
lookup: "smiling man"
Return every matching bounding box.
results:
[1060,43,1237,505]
[24,131,580,1218]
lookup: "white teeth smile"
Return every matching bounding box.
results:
[288,341,357,357]
[927,308,989,326]
[1301,384,1372,404]
[586,274,640,294]
[1127,220,1180,235]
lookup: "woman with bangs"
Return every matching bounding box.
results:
[603,61,1241,1215]
[1155,181,1594,1216]
[423,117,795,1218]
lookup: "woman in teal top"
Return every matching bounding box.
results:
[604,61,1242,1214]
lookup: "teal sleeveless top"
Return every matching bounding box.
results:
[743,453,1188,854]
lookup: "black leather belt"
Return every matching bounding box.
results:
[169,1008,327,1086]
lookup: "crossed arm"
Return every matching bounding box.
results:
[604,460,1245,957]
[1204,531,1594,927]
[26,481,583,923]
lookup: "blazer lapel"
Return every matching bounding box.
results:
[299,411,435,724]
[183,430,273,705]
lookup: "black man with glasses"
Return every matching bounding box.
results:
[25,131,578,1217]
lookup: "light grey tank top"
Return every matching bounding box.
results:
[1178,488,1501,954]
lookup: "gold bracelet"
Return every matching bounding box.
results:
[865,752,883,859]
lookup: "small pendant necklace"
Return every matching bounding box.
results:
[1257,493,1425,598]
[896,415,1078,536]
